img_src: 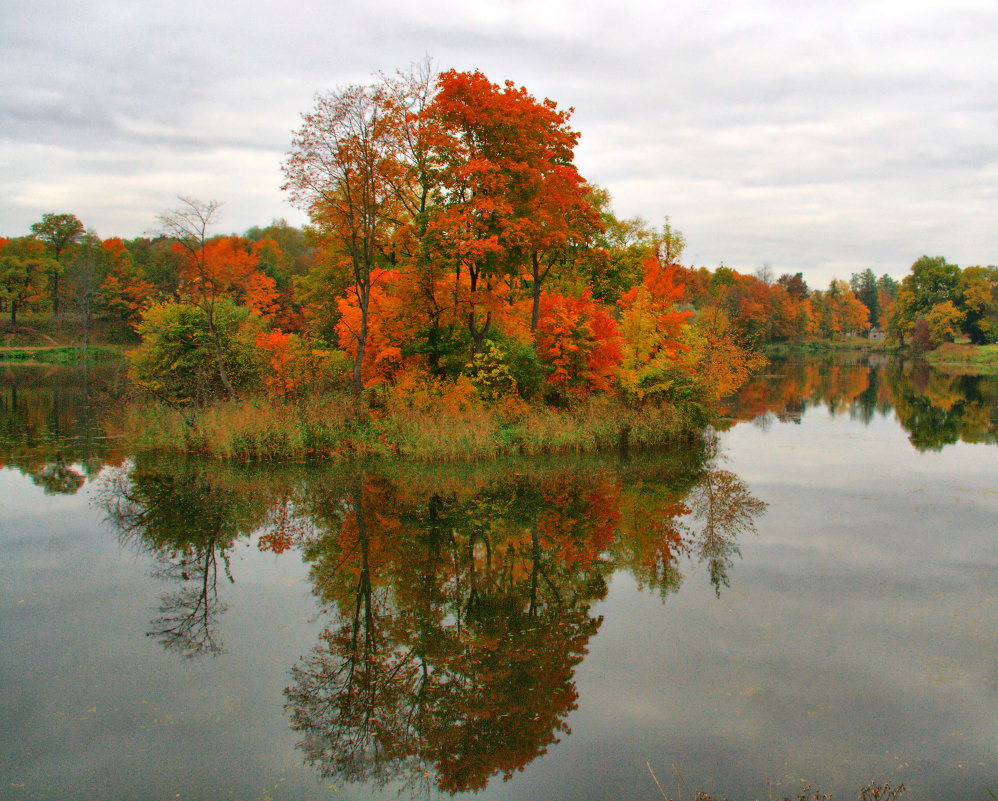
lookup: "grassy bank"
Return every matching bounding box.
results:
[764,338,893,358]
[127,391,705,462]
[924,341,998,375]
[0,344,125,364]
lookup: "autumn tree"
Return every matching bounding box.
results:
[811,279,869,337]
[0,237,53,326]
[534,290,621,395]
[425,69,596,350]
[685,306,767,402]
[616,255,692,400]
[30,212,84,315]
[925,300,964,347]
[284,81,412,400]
[777,272,809,300]
[157,197,237,397]
[186,236,279,319]
[98,237,155,326]
[958,265,998,345]
[887,256,960,347]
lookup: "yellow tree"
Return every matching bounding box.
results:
[616,256,692,400]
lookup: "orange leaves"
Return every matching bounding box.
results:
[254,328,329,400]
[427,69,594,344]
[685,306,767,402]
[256,330,300,399]
[335,272,406,388]
[98,237,155,324]
[534,290,621,393]
[177,235,280,320]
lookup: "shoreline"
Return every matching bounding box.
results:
[125,393,711,463]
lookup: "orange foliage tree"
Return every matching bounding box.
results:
[426,69,599,352]
[534,290,621,395]
[98,237,155,325]
[283,79,414,399]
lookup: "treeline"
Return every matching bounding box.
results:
[2,64,765,425]
[881,256,998,349]
[0,214,313,335]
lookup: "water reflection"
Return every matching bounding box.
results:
[99,457,306,656]
[721,355,998,450]
[0,362,128,492]
[95,448,767,795]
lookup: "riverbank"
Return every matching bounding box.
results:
[924,341,998,374]
[763,337,894,358]
[127,391,707,462]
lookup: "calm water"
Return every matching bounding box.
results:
[1,357,996,800]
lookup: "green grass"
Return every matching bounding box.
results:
[0,345,125,364]
[924,342,998,375]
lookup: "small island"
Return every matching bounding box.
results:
[6,67,994,466]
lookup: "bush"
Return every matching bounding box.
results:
[131,300,267,404]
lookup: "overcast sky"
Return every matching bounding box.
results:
[3,0,997,287]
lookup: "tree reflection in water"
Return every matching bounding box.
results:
[285,449,766,795]
[721,354,998,451]
[1,362,128,492]
[93,444,766,794]
[99,456,284,657]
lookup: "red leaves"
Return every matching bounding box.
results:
[535,290,622,393]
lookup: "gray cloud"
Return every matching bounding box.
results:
[3,0,998,286]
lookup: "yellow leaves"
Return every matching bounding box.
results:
[684,307,766,402]
[614,256,693,400]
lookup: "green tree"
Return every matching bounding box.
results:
[130,300,266,405]
[850,268,880,327]
[30,212,84,315]
[887,257,959,347]
[0,237,53,326]
[578,186,654,304]
[904,255,960,316]
[958,265,998,345]
[876,273,899,299]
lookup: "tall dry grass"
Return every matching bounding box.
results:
[127,377,706,462]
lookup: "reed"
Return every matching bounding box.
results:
[125,383,708,462]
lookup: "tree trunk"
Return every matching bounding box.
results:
[353,298,368,403]
[531,253,542,332]
[207,319,235,399]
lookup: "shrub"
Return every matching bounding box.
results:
[131,300,267,405]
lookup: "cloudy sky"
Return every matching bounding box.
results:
[3,0,997,287]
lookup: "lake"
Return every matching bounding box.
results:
[1,356,996,800]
